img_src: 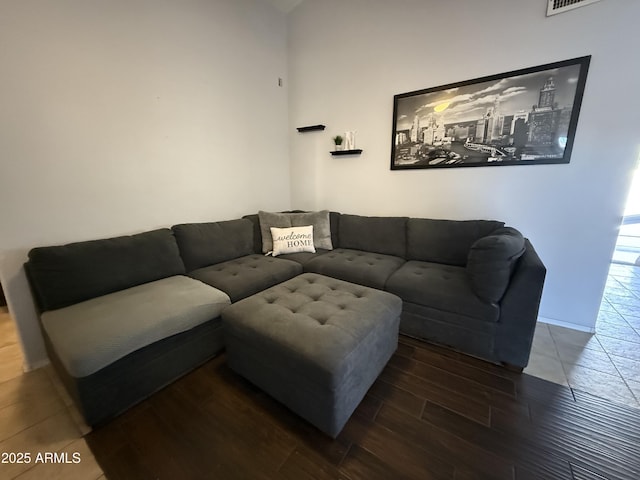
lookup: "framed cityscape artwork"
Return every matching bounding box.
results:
[390,56,591,170]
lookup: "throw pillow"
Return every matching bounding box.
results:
[290,210,333,251]
[270,226,316,257]
[258,210,333,253]
[467,227,526,303]
[258,211,292,253]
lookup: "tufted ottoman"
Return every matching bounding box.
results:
[221,273,402,437]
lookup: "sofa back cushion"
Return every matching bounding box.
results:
[172,219,254,271]
[466,227,526,303]
[338,214,408,258]
[26,229,185,312]
[407,218,505,266]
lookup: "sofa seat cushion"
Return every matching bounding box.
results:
[304,248,405,290]
[275,249,332,266]
[188,254,302,302]
[386,261,499,323]
[41,276,231,378]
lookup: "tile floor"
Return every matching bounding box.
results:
[525,262,640,409]
[0,306,104,480]
[0,264,639,478]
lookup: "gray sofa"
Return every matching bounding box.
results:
[24,210,545,427]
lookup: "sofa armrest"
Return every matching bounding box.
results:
[494,239,546,369]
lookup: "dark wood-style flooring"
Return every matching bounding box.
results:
[86,336,640,479]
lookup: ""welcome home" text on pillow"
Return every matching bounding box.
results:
[269,225,316,256]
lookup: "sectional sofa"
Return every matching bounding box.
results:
[24,210,545,427]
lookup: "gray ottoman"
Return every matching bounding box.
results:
[221,273,402,437]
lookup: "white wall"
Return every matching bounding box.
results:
[0,0,290,369]
[288,0,640,331]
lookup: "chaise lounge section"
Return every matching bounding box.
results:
[25,229,231,426]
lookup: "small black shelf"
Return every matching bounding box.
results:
[297,124,326,132]
[330,149,363,156]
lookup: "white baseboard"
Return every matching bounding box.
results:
[538,316,596,334]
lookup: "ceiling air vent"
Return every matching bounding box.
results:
[547,0,602,16]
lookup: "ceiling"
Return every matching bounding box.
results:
[263,0,303,13]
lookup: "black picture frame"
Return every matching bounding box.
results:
[390,56,591,170]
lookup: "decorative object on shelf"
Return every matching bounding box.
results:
[390,56,591,170]
[333,135,344,151]
[344,131,357,150]
[331,149,363,156]
[297,124,326,132]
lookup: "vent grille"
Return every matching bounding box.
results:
[547,0,602,16]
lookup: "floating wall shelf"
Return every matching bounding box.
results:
[330,149,363,156]
[296,124,326,132]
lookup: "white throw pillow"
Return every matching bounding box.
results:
[270,225,315,257]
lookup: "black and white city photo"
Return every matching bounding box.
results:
[390,56,590,170]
